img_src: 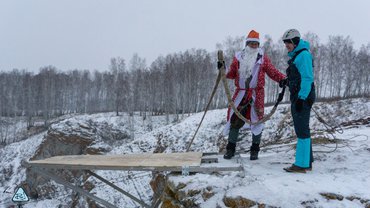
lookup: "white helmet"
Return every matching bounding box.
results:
[282,29,301,41]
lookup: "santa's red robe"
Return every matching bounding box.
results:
[226,49,286,122]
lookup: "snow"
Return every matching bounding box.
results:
[0,98,369,207]
[181,126,370,208]
[0,131,46,207]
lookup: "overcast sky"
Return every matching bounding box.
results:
[1,0,369,72]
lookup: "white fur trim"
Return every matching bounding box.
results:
[246,38,260,42]
[222,48,265,136]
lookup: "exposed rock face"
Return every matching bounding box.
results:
[24,129,97,206]
[31,129,94,161]
[320,192,370,207]
[23,118,130,207]
[156,174,281,208]
[223,196,257,208]
[160,179,201,208]
[156,175,257,208]
[150,173,167,206]
[157,178,370,208]
[320,192,344,201]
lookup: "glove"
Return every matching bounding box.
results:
[295,99,304,112]
[279,78,288,88]
[256,108,264,118]
[217,61,225,70]
[307,98,314,107]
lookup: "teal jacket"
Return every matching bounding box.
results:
[288,40,314,100]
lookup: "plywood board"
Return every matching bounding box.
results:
[28,152,203,171]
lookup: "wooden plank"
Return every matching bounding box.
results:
[27,152,242,173]
[27,163,243,173]
[28,152,203,170]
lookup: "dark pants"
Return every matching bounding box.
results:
[228,106,261,144]
[291,97,314,168]
[229,106,247,144]
[291,98,311,138]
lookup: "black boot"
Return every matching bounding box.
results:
[224,142,236,159]
[250,143,260,160]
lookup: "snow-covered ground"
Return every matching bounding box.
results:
[171,126,370,208]
[0,98,369,208]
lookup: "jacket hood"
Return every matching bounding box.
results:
[288,39,310,58]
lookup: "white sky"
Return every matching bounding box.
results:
[1,0,369,72]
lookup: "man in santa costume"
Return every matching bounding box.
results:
[218,30,287,160]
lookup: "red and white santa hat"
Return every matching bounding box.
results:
[245,30,260,43]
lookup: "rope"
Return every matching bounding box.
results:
[312,107,343,134]
[187,49,354,155]
[218,50,284,125]
[311,106,344,153]
[186,71,222,152]
[185,50,285,151]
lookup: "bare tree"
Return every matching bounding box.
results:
[110,57,127,116]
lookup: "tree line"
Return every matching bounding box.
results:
[1,33,369,126]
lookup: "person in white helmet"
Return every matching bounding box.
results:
[281,29,316,173]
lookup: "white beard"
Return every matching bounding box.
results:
[239,47,259,80]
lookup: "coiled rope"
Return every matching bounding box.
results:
[186,50,285,151]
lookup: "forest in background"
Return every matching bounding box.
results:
[1,33,369,128]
